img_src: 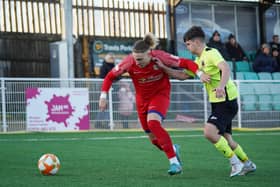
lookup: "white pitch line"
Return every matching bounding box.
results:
[0,132,280,142]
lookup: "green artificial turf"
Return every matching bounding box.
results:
[0,130,279,187]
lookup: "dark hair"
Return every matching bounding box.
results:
[133,33,158,53]
[212,30,220,37]
[228,34,235,40]
[183,26,205,42]
[272,47,278,53]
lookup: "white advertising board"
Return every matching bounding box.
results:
[26,88,90,131]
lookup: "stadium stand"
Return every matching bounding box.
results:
[239,83,257,111]
[270,84,280,94]
[258,72,273,80]
[239,83,254,94]
[258,94,273,111]
[248,62,254,72]
[230,72,234,79]
[270,85,280,111]
[236,72,245,80]
[243,72,259,80]
[254,84,272,111]
[236,61,250,72]
[246,51,257,62]
[227,61,233,71]
[254,84,270,95]
[272,95,280,111]
[272,72,280,80]
[241,95,258,111]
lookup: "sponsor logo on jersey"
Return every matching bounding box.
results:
[138,74,163,83]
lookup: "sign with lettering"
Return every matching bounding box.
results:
[26,88,90,131]
[91,38,135,66]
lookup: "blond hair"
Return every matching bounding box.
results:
[133,33,158,53]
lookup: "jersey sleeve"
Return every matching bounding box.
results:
[152,50,180,67]
[101,55,133,92]
[178,58,199,74]
[101,71,117,92]
[152,50,199,74]
[209,49,225,66]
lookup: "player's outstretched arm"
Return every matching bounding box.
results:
[152,50,210,81]
[153,57,190,80]
[179,58,211,83]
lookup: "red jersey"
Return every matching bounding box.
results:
[101,50,198,100]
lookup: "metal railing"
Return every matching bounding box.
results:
[0,78,279,132]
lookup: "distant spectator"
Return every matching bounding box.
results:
[269,35,280,52]
[207,30,230,60]
[225,34,248,62]
[118,81,135,128]
[272,47,280,72]
[253,44,278,73]
[99,53,115,78]
[96,53,116,128]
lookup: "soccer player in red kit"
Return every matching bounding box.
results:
[99,33,205,175]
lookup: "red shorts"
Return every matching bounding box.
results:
[136,94,170,132]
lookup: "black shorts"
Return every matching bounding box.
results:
[207,99,238,135]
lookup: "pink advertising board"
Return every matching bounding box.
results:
[26,88,90,131]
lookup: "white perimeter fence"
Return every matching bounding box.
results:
[0,78,279,132]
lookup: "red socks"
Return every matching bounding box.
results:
[148,120,176,159]
[151,139,163,150]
